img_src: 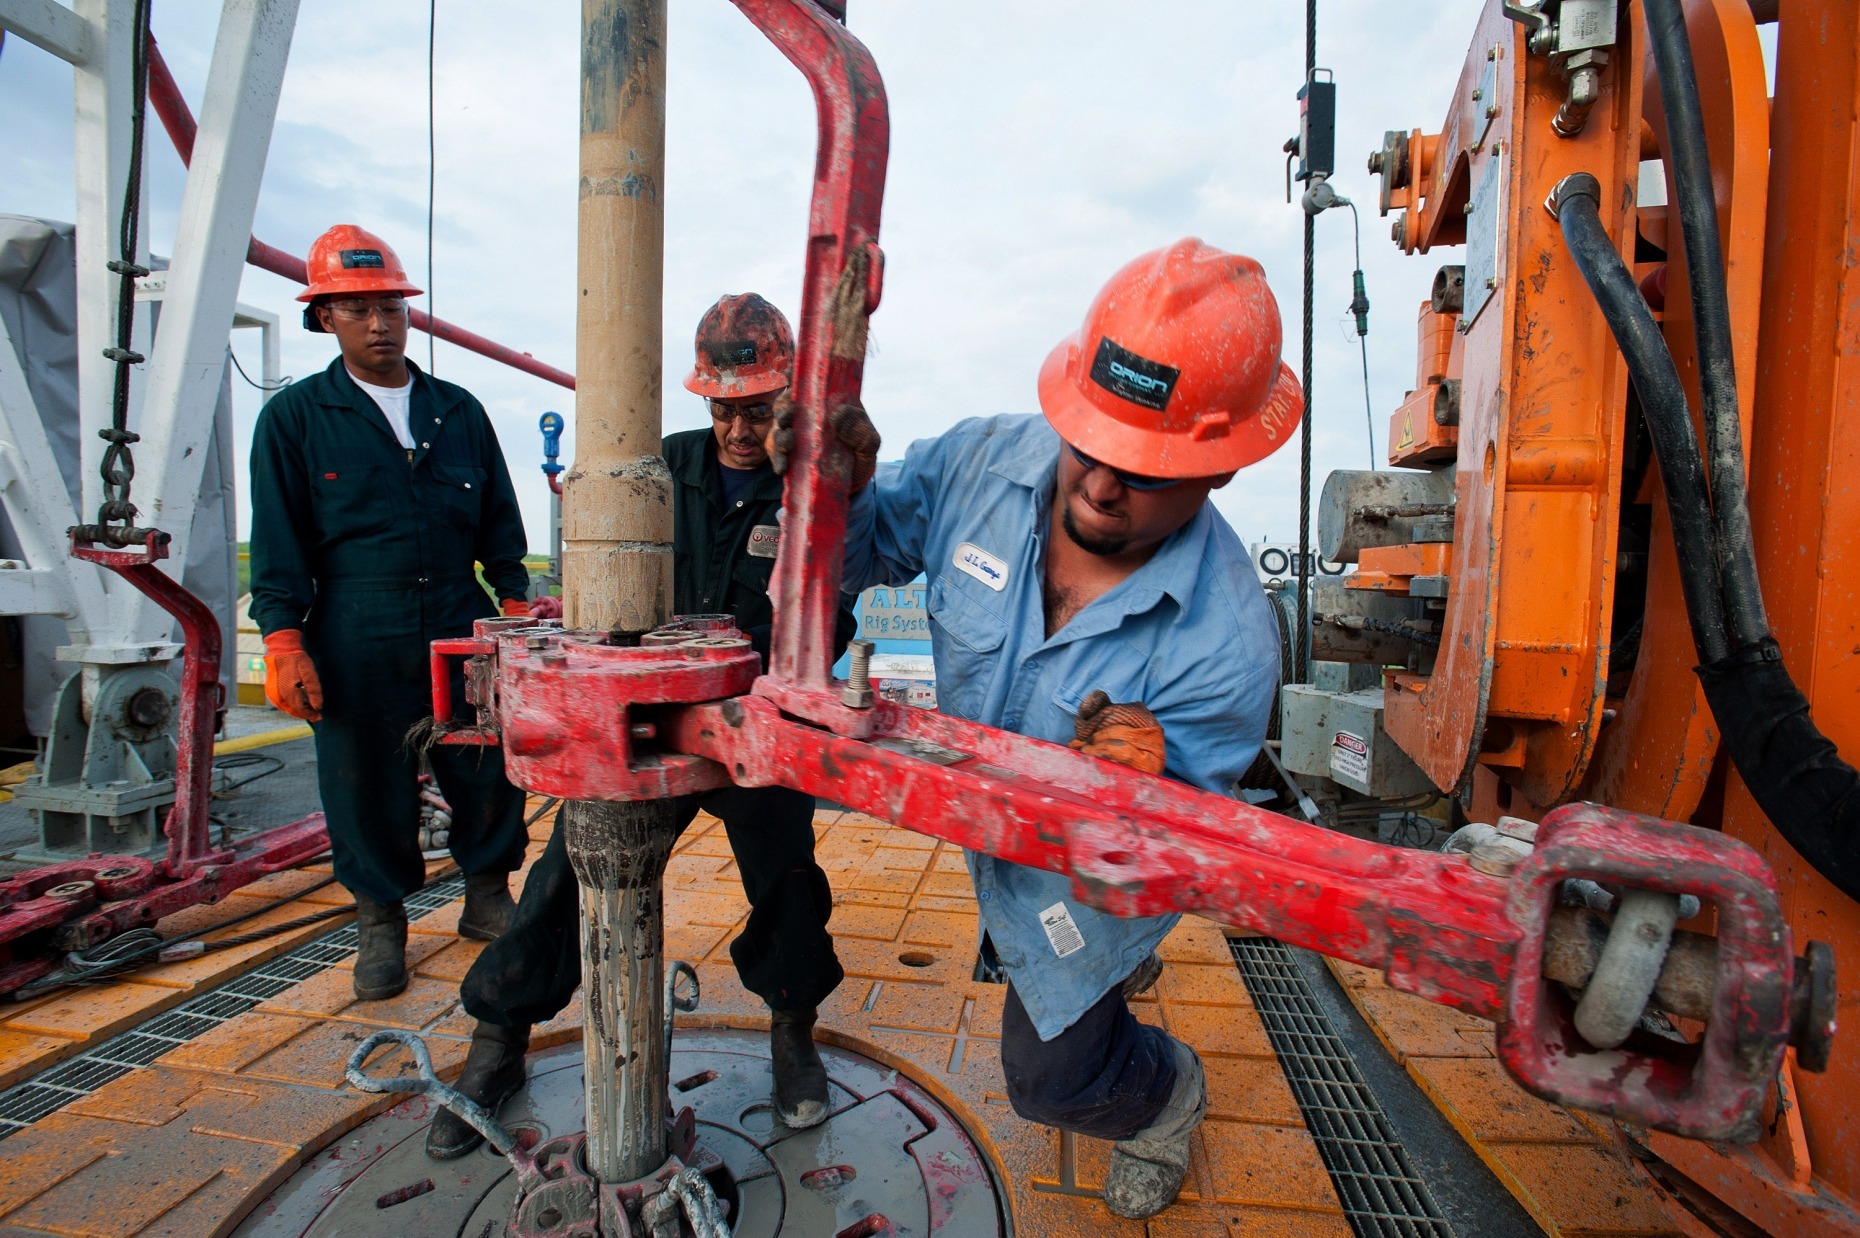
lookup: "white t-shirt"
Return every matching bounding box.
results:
[351,371,416,450]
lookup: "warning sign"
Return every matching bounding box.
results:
[1330,730,1370,785]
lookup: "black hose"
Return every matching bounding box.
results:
[1556,174,1860,903]
[1552,176,1730,666]
[1644,0,1770,651]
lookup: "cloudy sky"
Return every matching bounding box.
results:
[2,0,1491,555]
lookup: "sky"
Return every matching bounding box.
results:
[0,0,1493,555]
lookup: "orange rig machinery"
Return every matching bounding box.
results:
[1295,0,1860,1230]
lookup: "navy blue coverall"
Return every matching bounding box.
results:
[459,428,854,1025]
[249,358,531,905]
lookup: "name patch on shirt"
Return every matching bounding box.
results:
[954,542,1008,591]
[746,524,781,559]
[1040,902,1086,959]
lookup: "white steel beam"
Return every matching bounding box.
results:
[123,0,299,645]
[0,0,89,64]
[71,0,144,546]
[0,311,104,633]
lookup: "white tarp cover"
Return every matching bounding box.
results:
[0,214,237,734]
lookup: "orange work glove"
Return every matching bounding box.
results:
[262,630,323,722]
[765,394,882,496]
[501,597,532,619]
[528,595,563,620]
[1069,689,1165,775]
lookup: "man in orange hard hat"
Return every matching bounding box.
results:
[431,294,856,1160]
[250,224,533,1003]
[780,239,1297,1219]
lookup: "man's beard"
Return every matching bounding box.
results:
[1061,502,1131,557]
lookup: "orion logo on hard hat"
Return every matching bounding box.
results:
[1089,337,1179,411]
[339,249,385,269]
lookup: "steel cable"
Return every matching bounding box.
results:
[1295,0,1317,685]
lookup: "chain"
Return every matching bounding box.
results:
[92,0,156,548]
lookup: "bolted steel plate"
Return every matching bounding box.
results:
[238,1028,1008,1237]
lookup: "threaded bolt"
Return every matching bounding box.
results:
[842,639,875,709]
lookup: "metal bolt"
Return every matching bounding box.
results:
[525,635,549,650]
[842,639,875,709]
[1463,202,1475,215]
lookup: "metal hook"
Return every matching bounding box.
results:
[344,1027,519,1157]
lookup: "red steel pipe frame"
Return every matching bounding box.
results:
[145,37,576,393]
[422,0,1828,1146]
[0,533,328,997]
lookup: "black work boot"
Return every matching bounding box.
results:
[1122,950,1163,999]
[352,895,408,1001]
[425,1020,532,1160]
[770,1008,831,1129]
[456,873,516,941]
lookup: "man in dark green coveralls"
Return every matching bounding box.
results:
[249,224,533,1002]
[424,293,855,1161]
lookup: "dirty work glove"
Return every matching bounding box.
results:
[528,595,563,621]
[500,597,532,619]
[765,394,882,496]
[262,630,323,722]
[1070,690,1165,775]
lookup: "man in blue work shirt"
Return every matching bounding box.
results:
[781,239,1300,1219]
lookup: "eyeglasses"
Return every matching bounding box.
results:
[1066,442,1179,491]
[709,400,776,428]
[325,298,409,320]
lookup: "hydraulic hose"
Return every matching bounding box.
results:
[1644,0,1770,651]
[1554,174,1860,903]
[1551,177,1729,666]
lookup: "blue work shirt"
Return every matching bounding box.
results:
[843,414,1281,1039]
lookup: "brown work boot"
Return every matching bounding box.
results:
[1103,1038,1208,1219]
[770,1008,831,1129]
[457,873,516,941]
[425,1020,531,1160]
[352,895,408,1001]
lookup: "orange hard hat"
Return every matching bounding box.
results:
[297,224,422,332]
[683,293,795,399]
[1038,238,1303,478]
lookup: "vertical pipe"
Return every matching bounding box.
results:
[566,0,672,636]
[566,0,674,1186]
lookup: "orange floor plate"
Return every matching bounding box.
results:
[0,806,1352,1235]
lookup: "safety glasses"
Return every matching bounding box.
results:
[325,298,409,320]
[1066,442,1180,491]
[709,400,776,428]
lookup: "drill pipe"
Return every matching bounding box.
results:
[568,0,673,1185]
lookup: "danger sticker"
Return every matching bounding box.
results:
[1330,730,1370,784]
[746,524,781,559]
[1039,901,1086,959]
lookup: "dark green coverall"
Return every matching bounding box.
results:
[459,428,856,1025]
[249,358,530,905]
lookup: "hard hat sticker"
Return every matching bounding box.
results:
[953,542,1009,592]
[339,249,385,269]
[1089,336,1179,412]
[710,342,759,367]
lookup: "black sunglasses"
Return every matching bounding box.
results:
[1066,442,1180,491]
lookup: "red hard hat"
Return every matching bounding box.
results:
[1038,238,1303,478]
[297,224,422,332]
[683,293,794,398]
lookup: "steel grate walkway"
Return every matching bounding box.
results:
[0,875,466,1140]
[1233,936,1457,1238]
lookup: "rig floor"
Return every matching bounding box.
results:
[0,744,1679,1236]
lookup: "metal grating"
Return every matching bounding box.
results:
[1232,937,1457,1238]
[0,875,465,1140]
